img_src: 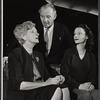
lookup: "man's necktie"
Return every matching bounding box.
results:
[44,28,49,55]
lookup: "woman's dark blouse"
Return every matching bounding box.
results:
[8,46,50,100]
[61,47,97,89]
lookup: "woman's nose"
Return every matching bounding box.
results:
[74,34,78,39]
[74,34,78,37]
[36,32,39,36]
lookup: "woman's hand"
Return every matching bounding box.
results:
[78,82,95,91]
[20,75,66,90]
[55,75,65,84]
[44,75,65,86]
[45,77,60,85]
[88,84,95,91]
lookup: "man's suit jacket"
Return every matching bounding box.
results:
[8,46,50,100]
[35,21,74,64]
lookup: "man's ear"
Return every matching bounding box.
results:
[21,35,27,40]
[54,13,57,20]
[86,35,88,39]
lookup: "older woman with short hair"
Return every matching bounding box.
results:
[8,21,66,100]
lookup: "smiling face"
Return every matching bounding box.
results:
[23,27,39,44]
[74,27,88,44]
[40,7,56,28]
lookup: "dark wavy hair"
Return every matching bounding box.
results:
[78,24,94,52]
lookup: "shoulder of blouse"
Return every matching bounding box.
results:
[64,47,76,55]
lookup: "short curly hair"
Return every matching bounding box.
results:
[78,24,94,52]
[13,21,35,45]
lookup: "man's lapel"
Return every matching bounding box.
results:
[48,22,60,55]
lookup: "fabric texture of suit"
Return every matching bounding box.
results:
[8,46,51,100]
[35,21,74,65]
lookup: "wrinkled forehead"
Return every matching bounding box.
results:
[40,7,55,15]
[74,27,86,34]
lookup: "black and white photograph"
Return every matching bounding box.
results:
[2,0,99,100]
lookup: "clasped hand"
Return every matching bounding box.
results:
[46,75,65,85]
[79,82,95,91]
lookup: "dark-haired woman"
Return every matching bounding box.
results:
[61,24,98,100]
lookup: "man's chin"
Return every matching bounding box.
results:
[44,24,50,28]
